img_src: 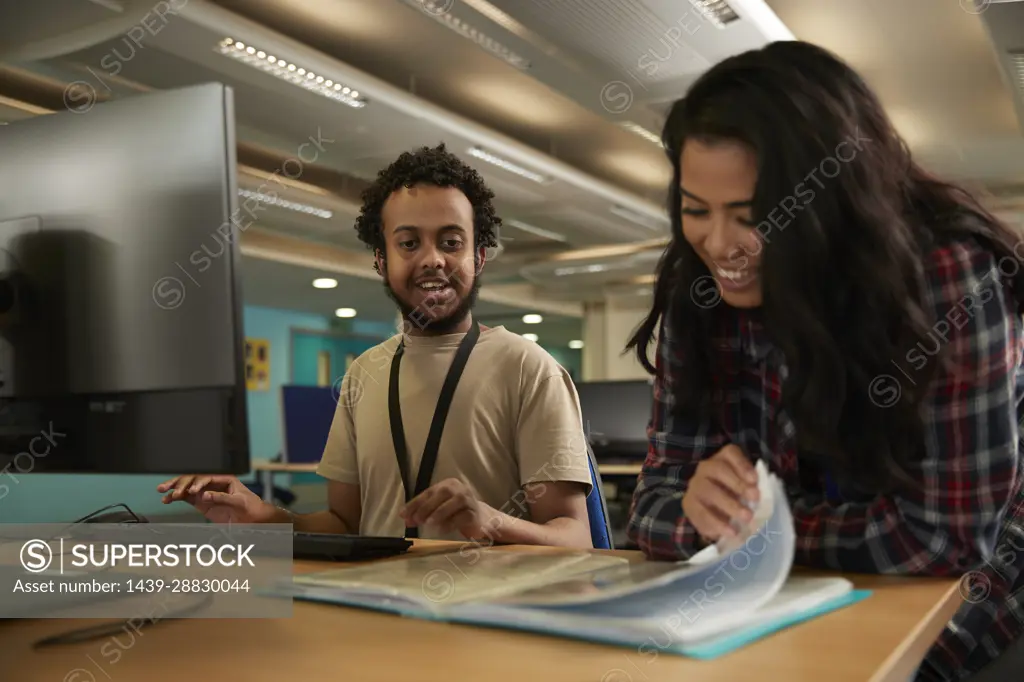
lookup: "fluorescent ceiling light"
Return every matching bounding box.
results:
[468,147,548,184]
[522,333,538,342]
[335,307,357,318]
[619,122,661,145]
[313,278,338,289]
[552,260,645,276]
[238,189,333,219]
[461,0,524,33]
[505,219,566,242]
[216,38,367,108]
[522,313,542,324]
[568,340,584,349]
[403,0,531,70]
[554,263,607,276]
[687,0,740,29]
[610,204,667,231]
[1011,52,1024,93]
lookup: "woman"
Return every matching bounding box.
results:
[625,40,1024,682]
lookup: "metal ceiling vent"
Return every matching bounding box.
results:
[687,0,740,28]
[1011,50,1024,95]
[484,0,710,84]
[401,0,531,70]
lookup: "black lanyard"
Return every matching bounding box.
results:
[388,320,480,538]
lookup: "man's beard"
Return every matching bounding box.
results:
[384,274,482,335]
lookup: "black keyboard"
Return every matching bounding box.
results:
[72,525,413,563]
[207,527,412,562]
[291,533,412,562]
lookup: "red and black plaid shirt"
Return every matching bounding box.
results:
[627,237,1024,681]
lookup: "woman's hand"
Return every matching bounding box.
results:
[681,445,761,542]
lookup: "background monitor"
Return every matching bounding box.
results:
[575,379,653,460]
[0,82,249,474]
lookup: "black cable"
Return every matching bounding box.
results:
[0,502,144,544]
[31,591,214,648]
[10,503,221,647]
[0,503,146,577]
[72,502,144,525]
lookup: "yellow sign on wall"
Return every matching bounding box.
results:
[245,338,270,391]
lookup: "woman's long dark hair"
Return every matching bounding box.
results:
[626,40,1024,492]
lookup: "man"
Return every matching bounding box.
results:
[157,143,594,548]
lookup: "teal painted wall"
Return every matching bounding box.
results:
[290,333,379,386]
[288,330,389,485]
[243,306,332,461]
[1,305,332,523]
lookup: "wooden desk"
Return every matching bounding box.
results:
[252,461,644,502]
[4,540,961,682]
[598,463,643,477]
[253,462,319,474]
[252,461,319,502]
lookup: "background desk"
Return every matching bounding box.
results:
[253,461,319,502]
[5,539,961,682]
[252,460,645,502]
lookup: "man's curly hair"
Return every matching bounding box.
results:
[354,143,501,274]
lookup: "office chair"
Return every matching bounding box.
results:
[585,442,614,549]
[241,386,339,509]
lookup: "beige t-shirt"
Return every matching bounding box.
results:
[316,325,594,540]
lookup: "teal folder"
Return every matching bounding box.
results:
[285,573,870,660]
[277,463,872,659]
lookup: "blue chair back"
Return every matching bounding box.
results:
[281,385,337,463]
[584,443,613,549]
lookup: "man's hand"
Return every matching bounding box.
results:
[400,478,496,539]
[157,475,278,524]
[681,445,760,542]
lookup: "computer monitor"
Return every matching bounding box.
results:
[575,379,653,461]
[0,82,249,474]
